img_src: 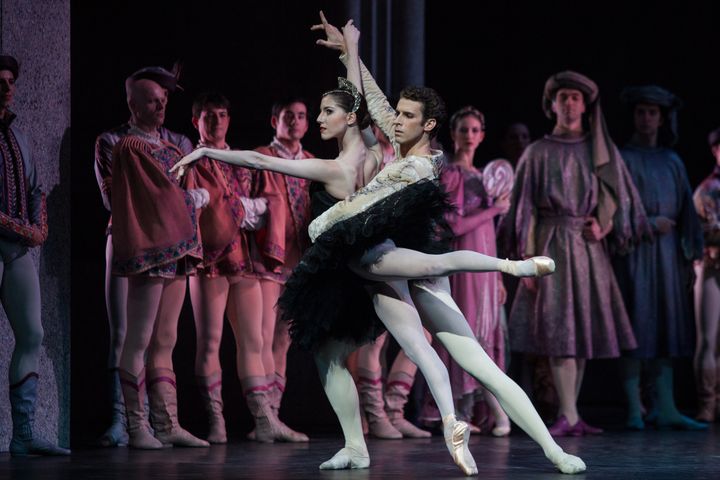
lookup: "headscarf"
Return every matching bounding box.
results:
[543,70,651,252]
[620,85,682,147]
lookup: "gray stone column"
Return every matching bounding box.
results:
[0,0,71,451]
[392,0,425,92]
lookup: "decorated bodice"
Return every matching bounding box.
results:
[310,181,342,221]
[308,152,441,242]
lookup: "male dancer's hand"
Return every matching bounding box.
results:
[652,215,676,235]
[342,20,360,48]
[498,279,507,305]
[582,217,604,242]
[311,11,345,52]
[522,277,537,293]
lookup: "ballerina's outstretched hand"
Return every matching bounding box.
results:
[171,147,208,180]
[311,10,345,52]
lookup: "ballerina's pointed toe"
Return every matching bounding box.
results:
[444,417,478,476]
[530,256,555,277]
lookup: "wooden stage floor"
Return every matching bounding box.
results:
[2,424,719,479]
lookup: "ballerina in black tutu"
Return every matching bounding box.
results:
[172,15,585,476]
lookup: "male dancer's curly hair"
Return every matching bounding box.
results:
[399,86,447,138]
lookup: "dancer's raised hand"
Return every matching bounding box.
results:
[311,10,345,52]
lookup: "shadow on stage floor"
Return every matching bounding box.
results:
[2,423,719,480]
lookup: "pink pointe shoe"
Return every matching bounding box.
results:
[500,256,556,278]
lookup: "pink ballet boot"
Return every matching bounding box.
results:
[196,372,227,444]
[357,376,402,439]
[119,368,164,449]
[384,377,431,438]
[695,368,716,423]
[246,388,309,443]
[147,368,209,447]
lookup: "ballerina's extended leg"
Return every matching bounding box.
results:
[370,281,477,476]
[355,245,554,282]
[409,277,585,474]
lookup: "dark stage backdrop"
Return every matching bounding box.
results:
[425,1,720,187]
[71,0,718,445]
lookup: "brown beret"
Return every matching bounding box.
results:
[620,85,682,109]
[543,71,598,119]
[0,55,19,79]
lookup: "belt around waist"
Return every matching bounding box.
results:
[538,216,587,228]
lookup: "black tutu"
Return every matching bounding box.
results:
[279,179,453,351]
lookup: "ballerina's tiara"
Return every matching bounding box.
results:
[335,77,361,113]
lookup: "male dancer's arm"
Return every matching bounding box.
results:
[339,53,396,144]
[0,129,47,246]
[23,139,48,246]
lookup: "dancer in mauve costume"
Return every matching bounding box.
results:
[500,70,650,436]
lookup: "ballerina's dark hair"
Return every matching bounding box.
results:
[322,77,371,130]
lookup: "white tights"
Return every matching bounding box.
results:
[2,249,43,384]
[409,277,561,458]
[314,340,369,469]
[351,247,534,282]
[104,235,127,369]
[316,246,583,473]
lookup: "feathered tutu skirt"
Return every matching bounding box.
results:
[279,179,453,351]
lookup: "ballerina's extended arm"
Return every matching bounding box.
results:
[342,20,384,183]
[314,13,396,143]
[313,13,383,184]
[172,147,343,185]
